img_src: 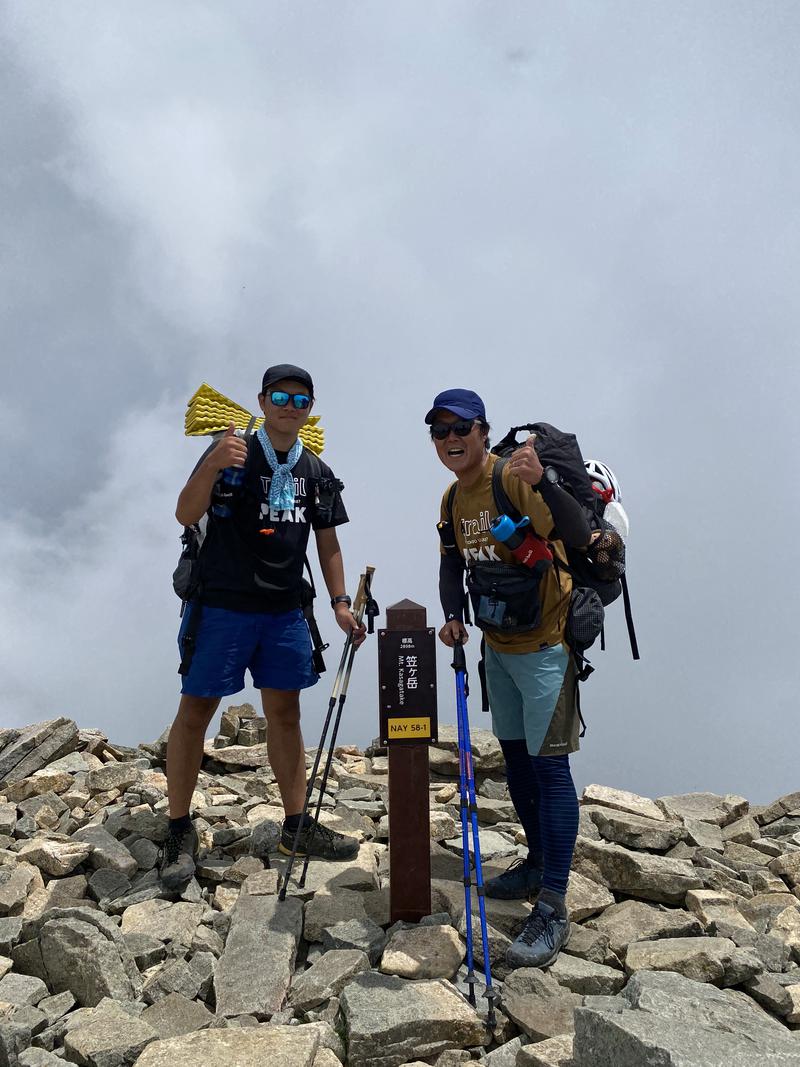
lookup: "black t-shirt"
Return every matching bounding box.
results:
[194,436,348,613]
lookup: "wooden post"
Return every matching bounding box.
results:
[383,599,433,922]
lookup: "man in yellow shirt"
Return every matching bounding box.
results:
[428,388,591,968]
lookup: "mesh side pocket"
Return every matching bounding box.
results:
[566,587,605,651]
[589,523,626,582]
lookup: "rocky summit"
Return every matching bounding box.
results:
[0,707,799,1066]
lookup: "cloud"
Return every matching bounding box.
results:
[2,3,799,800]
[0,400,187,729]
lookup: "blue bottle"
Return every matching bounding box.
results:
[211,418,255,519]
[489,514,553,569]
[211,465,246,518]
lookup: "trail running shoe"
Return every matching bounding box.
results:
[279,818,359,861]
[157,822,199,892]
[484,857,543,901]
[506,897,571,969]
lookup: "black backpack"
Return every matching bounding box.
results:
[491,423,639,663]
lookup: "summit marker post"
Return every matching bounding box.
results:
[378,599,437,922]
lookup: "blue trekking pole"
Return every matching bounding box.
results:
[452,637,498,1028]
[455,651,477,1009]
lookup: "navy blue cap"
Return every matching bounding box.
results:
[261,363,314,398]
[424,388,486,425]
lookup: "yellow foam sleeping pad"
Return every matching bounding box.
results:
[184,383,325,456]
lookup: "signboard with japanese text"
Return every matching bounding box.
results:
[378,628,438,745]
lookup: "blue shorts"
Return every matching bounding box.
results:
[178,604,319,697]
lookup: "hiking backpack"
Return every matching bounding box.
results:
[444,421,639,727]
[491,422,639,664]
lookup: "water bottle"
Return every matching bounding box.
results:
[603,499,630,540]
[490,514,553,569]
[211,464,246,518]
[211,423,252,518]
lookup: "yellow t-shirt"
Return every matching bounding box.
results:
[439,454,571,654]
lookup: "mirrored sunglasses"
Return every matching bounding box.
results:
[270,390,312,410]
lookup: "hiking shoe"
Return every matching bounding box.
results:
[505,898,570,969]
[484,857,543,901]
[278,819,359,861]
[158,822,199,892]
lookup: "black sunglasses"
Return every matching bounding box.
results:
[429,418,477,441]
[269,390,312,410]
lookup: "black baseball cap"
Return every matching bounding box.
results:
[261,363,314,397]
[424,388,486,424]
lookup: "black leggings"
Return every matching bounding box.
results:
[499,738,579,897]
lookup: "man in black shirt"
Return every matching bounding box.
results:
[160,364,365,891]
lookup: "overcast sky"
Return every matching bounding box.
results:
[2,2,798,804]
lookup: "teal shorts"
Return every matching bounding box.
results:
[485,642,580,757]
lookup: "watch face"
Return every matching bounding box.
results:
[545,466,559,485]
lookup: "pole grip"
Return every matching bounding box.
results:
[351,567,372,623]
[452,638,466,674]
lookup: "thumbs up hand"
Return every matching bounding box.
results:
[211,422,249,471]
[508,434,544,487]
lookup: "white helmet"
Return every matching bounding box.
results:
[586,459,629,539]
[585,459,621,502]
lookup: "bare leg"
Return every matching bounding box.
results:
[166,694,220,818]
[260,688,306,816]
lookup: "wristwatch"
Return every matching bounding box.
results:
[538,466,560,489]
[331,595,352,609]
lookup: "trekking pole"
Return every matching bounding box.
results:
[298,567,378,887]
[452,637,499,1029]
[453,640,477,1009]
[278,567,378,899]
[277,637,352,901]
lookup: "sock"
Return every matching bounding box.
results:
[499,738,544,870]
[537,886,568,919]
[529,753,579,898]
[169,813,192,834]
[283,812,314,832]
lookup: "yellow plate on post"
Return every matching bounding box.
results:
[387,717,431,739]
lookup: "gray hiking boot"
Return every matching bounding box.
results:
[279,818,358,861]
[158,822,199,892]
[484,857,543,901]
[505,894,570,969]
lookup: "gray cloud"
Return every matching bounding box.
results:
[1,2,799,802]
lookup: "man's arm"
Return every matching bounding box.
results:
[439,553,466,622]
[537,480,591,548]
[314,526,366,646]
[175,424,248,526]
[314,526,347,601]
[438,552,469,646]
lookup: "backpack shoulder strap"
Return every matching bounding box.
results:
[299,451,325,593]
[444,480,458,523]
[302,450,323,479]
[446,460,520,524]
[620,573,641,660]
[491,457,523,523]
[301,449,344,525]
